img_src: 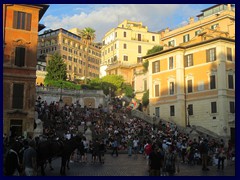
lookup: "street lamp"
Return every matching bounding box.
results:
[59,81,63,102]
[187,107,191,127]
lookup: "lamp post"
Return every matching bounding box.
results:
[59,81,63,102]
[187,107,191,127]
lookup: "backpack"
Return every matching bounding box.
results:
[165,153,175,173]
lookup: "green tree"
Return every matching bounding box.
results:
[45,53,67,81]
[80,27,96,84]
[122,83,134,98]
[142,90,149,107]
[146,45,163,55]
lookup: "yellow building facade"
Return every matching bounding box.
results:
[101,20,161,85]
[144,4,235,138]
[37,28,101,85]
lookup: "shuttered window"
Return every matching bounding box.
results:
[227,47,232,61]
[169,82,174,95]
[152,60,160,73]
[12,83,24,109]
[206,48,216,62]
[155,84,159,97]
[138,45,142,53]
[210,75,216,89]
[211,102,217,113]
[184,54,193,67]
[15,47,25,67]
[229,102,235,113]
[228,75,234,89]
[188,79,193,93]
[169,56,173,69]
[13,11,32,31]
[170,105,175,116]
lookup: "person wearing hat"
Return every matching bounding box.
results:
[22,140,37,176]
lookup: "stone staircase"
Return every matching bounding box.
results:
[131,109,222,140]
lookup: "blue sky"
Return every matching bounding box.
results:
[40,4,216,42]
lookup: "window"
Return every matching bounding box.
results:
[229,101,235,113]
[12,83,24,109]
[123,55,128,61]
[188,104,193,115]
[152,36,155,41]
[168,40,175,47]
[227,47,232,61]
[169,82,174,95]
[115,32,117,38]
[13,11,31,31]
[123,44,127,49]
[169,56,173,69]
[138,34,141,41]
[123,31,127,37]
[206,48,216,62]
[184,54,193,67]
[195,30,201,36]
[155,84,159,97]
[228,75,234,89]
[138,45,142,53]
[183,34,190,42]
[210,75,216,89]
[187,79,193,93]
[137,57,142,63]
[15,47,25,67]
[211,102,217,113]
[152,60,160,73]
[211,24,219,30]
[170,105,175,116]
[69,65,72,70]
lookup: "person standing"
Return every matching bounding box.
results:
[163,145,179,176]
[23,140,37,176]
[111,138,118,157]
[4,142,22,176]
[200,139,209,171]
[148,145,163,176]
[133,137,139,156]
[99,139,106,164]
[217,144,226,170]
[127,138,133,156]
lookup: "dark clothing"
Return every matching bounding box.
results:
[4,149,21,176]
[98,142,106,163]
[111,140,118,156]
[149,150,163,176]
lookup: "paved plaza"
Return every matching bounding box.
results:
[43,153,235,176]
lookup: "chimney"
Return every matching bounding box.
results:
[227,4,231,10]
[165,27,170,33]
[189,17,194,24]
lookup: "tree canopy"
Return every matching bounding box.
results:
[146,45,163,55]
[80,27,96,43]
[45,53,67,81]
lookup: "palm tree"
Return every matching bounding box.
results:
[80,27,96,84]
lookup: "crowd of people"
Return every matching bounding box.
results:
[3,97,235,176]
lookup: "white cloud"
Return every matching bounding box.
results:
[41,4,205,42]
